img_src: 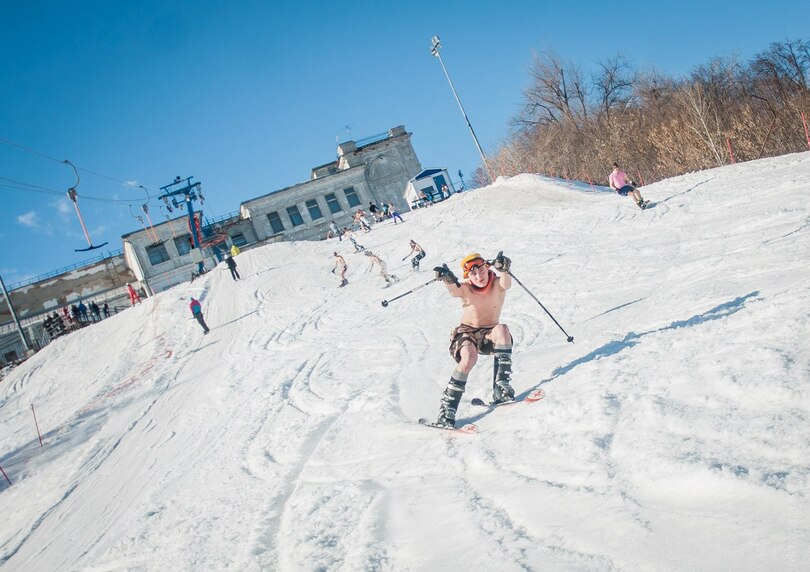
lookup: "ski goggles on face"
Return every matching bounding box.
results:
[467,263,488,275]
[462,256,487,278]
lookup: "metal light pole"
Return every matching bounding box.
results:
[430,35,494,184]
[0,274,32,353]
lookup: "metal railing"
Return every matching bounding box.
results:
[7,249,124,291]
[204,211,240,225]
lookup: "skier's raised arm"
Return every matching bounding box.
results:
[433,264,462,296]
[491,252,513,290]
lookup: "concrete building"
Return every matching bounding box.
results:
[240,126,422,242]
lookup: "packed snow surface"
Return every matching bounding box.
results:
[2,153,809,571]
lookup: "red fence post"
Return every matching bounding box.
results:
[31,404,43,447]
[802,111,810,151]
[726,137,736,164]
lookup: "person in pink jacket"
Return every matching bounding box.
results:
[608,162,648,209]
[189,297,210,334]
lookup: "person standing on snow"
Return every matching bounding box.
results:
[329,221,341,240]
[127,283,142,305]
[608,162,648,209]
[189,297,210,334]
[332,252,348,287]
[402,239,426,271]
[78,301,89,323]
[368,201,382,222]
[387,203,404,224]
[89,301,101,321]
[431,252,515,428]
[225,254,240,281]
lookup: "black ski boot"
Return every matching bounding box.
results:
[436,377,467,428]
[492,350,515,404]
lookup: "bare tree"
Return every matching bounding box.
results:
[517,50,588,130]
[503,39,809,186]
[752,39,810,93]
[593,55,635,120]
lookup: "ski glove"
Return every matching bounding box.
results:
[493,252,511,273]
[434,264,458,284]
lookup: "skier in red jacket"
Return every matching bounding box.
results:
[127,283,141,305]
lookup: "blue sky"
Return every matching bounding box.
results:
[2,0,808,286]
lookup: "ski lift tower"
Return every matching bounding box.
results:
[157,176,206,274]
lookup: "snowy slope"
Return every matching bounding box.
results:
[1,153,809,571]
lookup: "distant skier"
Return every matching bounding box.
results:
[608,162,648,209]
[225,254,240,281]
[343,228,365,252]
[364,251,395,286]
[127,283,142,306]
[431,252,515,428]
[402,240,426,271]
[388,203,404,224]
[329,221,341,240]
[189,297,210,334]
[332,252,348,287]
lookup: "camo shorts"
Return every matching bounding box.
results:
[448,324,498,362]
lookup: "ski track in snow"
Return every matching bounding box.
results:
[1,154,810,570]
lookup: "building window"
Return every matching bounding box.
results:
[230,232,247,247]
[146,242,171,265]
[286,205,304,227]
[325,193,342,214]
[174,234,192,256]
[267,211,285,234]
[344,186,361,207]
[306,199,323,220]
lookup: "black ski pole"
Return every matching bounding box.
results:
[381,278,438,307]
[508,270,574,343]
[487,253,573,343]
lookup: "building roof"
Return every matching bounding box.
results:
[412,168,445,181]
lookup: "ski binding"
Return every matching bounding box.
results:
[471,388,545,407]
[418,418,478,433]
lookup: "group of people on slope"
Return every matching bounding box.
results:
[326,203,406,241]
[185,162,647,428]
[331,239,426,289]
